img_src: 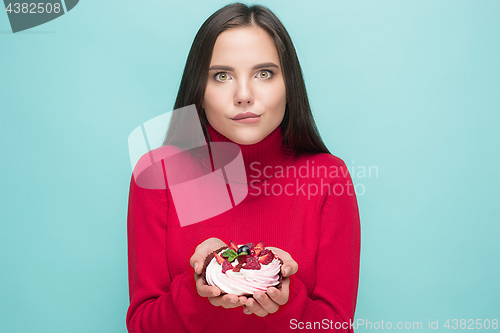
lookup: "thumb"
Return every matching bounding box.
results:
[190,253,205,274]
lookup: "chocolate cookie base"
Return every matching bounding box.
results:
[201,246,283,298]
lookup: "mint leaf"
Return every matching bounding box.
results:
[222,249,237,257]
[222,249,239,262]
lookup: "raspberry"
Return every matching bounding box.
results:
[243,257,261,270]
[237,255,249,265]
[245,242,255,249]
[221,259,233,273]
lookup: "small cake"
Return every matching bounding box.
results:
[202,241,283,296]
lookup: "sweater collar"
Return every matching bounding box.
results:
[204,122,295,183]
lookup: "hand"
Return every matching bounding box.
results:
[190,237,247,309]
[266,247,299,279]
[243,277,291,316]
[242,247,298,317]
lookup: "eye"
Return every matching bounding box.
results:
[257,70,273,79]
[214,72,231,82]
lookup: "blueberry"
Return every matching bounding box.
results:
[237,245,251,255]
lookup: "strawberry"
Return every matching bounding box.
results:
[214,252,225,265]
[258,252,274,265]
[228,240,239,251]
[243,256,261,270]
[233,263,244,272]
[258,249,271,257]
[221,259,233,273]
[254,241,265,256]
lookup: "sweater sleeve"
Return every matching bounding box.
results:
[125,174,219,333]
[262,163,361,332]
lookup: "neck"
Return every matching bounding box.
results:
[205,122,295,183]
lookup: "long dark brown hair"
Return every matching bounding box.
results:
[163,2,330,155]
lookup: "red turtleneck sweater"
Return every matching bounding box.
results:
[126,123,361,332]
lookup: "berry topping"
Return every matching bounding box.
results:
[243,256,261,270]
[254,241,265,256]
[258,249,272,257]
[214,252,226,265]
[228,240,239,251]
[221,259,233,273]
[258,252,274,265]
[237,254,249,264]
[237,245,251,255]
[217,241,278,271]
[232,263,244,272]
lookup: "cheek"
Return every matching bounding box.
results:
[204,84,234,111]
[203,86,226,121]
[204,85,218,108]
[261,82,287,110]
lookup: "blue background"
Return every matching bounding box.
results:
[1,0,499,332]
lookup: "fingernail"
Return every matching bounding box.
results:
[285,267,291,276]
[194,262,199,272]
[230,298,236,303]
[255,294,262,301]
[269,289,275,297]
[248,300,254,307]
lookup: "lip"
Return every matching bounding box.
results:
[231,112,260,120]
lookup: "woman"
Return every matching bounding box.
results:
[126,3,360,332]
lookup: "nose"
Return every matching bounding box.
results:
[234,79,254,106]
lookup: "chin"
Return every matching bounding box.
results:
[233,137,261,145]
[231,133,265,145]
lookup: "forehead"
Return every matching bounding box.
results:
[210,26,279,67]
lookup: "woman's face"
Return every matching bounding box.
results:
[203,26,287,145]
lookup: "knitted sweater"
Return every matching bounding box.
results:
[126,122,361,332]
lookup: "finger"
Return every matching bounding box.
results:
[245,297,269,317]
[219,294,240,307]
[210,294,242,308]
[281,262,297,277]
[267,278,289,305]
[243,305,252,315]
[253,291,279,314]
[267,247,298,277]
[189,253,206,274]
[280,257,298,277]
[190,239,214,273]
[195,273,220,297]
[190,238,226,274]
[223,293,240,305]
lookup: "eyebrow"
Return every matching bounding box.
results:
[208,62,279,71]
